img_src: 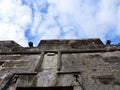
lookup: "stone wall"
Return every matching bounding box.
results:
[0,39,120,90]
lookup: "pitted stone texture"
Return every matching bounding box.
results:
[0,39,120,90]
[17,75,36,87]
[41,53,58,70]
[38,39,104,50]
[74,86,82,90]
[0,41,22,53]
[0,54,41,74]
[37,70,57,87]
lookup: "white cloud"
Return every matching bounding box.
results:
[0,0,120,46]
[0,23,27,46]
[0,0,32,46]
[47,0,120,43]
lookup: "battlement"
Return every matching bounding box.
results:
[0,38,120,53]
[38,38,104,50]
[0,40,22,52]
[0,40,22,47]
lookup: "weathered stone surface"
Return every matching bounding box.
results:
[0,38,120,90]
[41,53,58,70]
[37,70,57,87]
[17,75,36,87]
[0,55,41,74]
[0,41,22,53]
[38,38,104,50]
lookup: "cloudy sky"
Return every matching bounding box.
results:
[0,0,120,46]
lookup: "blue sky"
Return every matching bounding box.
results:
[0,0,120,46]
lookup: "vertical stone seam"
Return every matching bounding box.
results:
[57,51,61,71]
[34,52,45,72]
